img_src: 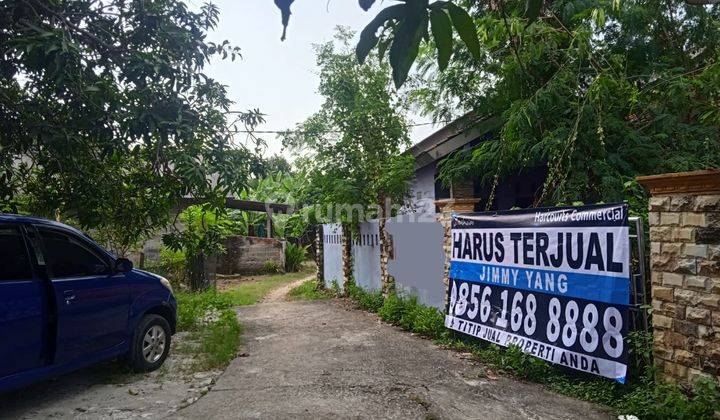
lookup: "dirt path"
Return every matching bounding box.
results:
[261,274,314,303]
[0,276,308,419]
[175,299,611,420]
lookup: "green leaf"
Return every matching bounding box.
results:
[429,9,453,71]
[524,0,542,23]
[445,3,481,61]
[356,4,404,64]
[389,8,427,87]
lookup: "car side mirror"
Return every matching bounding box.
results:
[115,258,134,273]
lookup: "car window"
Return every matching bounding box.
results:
[37,227,110,278]
[0,225,33,281]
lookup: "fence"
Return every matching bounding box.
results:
[321,214,647,314]
[386,215,446,308]
[322,223,345,291]
[352,220,382,292]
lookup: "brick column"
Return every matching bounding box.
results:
[638,169,720,386]
[379,217,393,296]
[341,223,352,296]
[315,225,324,289]
[436,198,480,307]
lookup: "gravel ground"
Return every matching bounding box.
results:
[175,299,612,420]
[0,332,223,419]
[0,293,613,419]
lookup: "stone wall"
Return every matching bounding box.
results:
[638,170,720,386]
[216,236,285,275]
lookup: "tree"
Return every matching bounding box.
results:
[283,28,414,223]
[163,205,239,290]
[282,28,414,293]
[406,0,719,215]
[275,1,719,88]
[0,0,261,253]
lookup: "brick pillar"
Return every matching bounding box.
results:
[436,198,480,307]
[379,217,393,296]
[638,169,720,386]
[315,225,324,289]
[341,223,352,296]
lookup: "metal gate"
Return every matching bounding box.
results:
[629,216,649,332]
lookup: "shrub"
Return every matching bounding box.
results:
[378,293,405,324]
[284,242,308,272]
[407,303,446,339]
[159,246,186,286]
[262,260,282,274]
[328,280,341,295]
[346,280,384,312]
[163,205,238,291]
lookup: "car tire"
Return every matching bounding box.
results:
[128,314,171,372]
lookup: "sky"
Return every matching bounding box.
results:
[199,0,439,158]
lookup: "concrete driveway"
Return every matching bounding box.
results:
[176,299,611,419]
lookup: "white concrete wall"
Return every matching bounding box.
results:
[322,223,345,291]
[403,163,436,215]
[386,214,446,309]
[352,220,381,292]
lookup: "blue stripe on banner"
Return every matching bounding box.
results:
[449,260,630,305]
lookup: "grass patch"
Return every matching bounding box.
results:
[287,280,331,301]
[347,281,384,311]
[222,269,313,305]
[346,282,720,419]
[176,289,234,331]
[175,290,239,370]
[173,266,314,370]
[188,310,243,370]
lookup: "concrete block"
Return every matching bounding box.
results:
[683,212,707,227]
[661,212,681,226]
[650,196,671,211]
[663,272,684,286]
[684,244,708,259]
[694,195,720,212]
[670,195,695,212]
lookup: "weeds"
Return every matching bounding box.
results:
[175,290,240,370]
[346,281,384,312]
[175,289,234,331]
[190,310,243,370]
[288,280,331,300]
[173,267,315,371]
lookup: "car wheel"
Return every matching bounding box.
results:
[128,314,171,372]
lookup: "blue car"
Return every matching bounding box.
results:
[0,214,177,393]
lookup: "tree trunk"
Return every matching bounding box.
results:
[188,252,210,291]
[378,197,394,297]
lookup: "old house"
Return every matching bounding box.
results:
[404,112,547,213]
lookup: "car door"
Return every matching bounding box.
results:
[34,225,130,364]
[0,224,48,378]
